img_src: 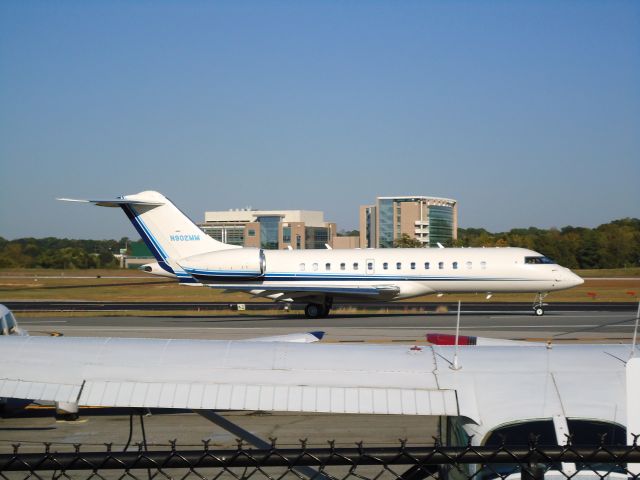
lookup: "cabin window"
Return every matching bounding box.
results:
[424,262,430,269]
[396,262,402,270]
[312,263,318,271]
[340,262,346,270]
[299,263,305,271]
[438,261,444,269]
[367,262,373,270]
[480,261,487,269]
[410,262,416,270]
[383,262,388,270]
[353,262,359,270]
[466,261,472,269]
[325,263,331,271]
[452,262,458,269]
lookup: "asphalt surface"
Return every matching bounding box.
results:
[15,307,639,342]
[4,300,637,313]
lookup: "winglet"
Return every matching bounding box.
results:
[309,331,325,341]
[243,331,326,343]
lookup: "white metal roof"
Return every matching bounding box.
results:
[0,337,635,436]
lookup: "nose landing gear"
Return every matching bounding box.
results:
[532,292,549,316]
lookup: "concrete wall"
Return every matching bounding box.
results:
[333,236,360,249]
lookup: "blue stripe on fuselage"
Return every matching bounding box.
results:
[187,269,531,282]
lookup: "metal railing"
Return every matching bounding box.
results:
[1,439,639,480]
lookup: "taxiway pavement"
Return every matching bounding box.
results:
[16,307,639,342]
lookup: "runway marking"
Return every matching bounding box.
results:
[41,324,633,338]
[18,320,68,324]
[419,324,634,329]
[489,314,631,319]
[39,326,294,331]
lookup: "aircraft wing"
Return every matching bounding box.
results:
[0,336,457,416]
[0,336,631,430]
[205,283,401,300]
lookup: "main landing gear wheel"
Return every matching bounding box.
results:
[534,307,544,316]
[304,302,332,319]
[305,303,325,319]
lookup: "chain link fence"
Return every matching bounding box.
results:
[1,439,639,480]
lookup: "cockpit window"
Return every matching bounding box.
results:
[484,420,556,446]
[2,313,17,335]
[479,419,627,480]
[525,256,556,264]
[566,419,626,446]
[6,313,16,333]
[484,419,625,447]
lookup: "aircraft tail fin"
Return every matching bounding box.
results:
[59,191,237,277]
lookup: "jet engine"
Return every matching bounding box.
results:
[178,248,266,280]
[140,262,177,278]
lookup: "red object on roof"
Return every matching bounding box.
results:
[426,333,476,346]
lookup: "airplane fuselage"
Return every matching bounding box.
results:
[185,246,583,301]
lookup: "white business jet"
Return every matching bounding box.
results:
[60,191,584,318]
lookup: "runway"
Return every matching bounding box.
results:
[4,300,636,313]
[16,307,639,342]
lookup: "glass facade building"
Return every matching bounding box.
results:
[428,205,454,247]
[257,216,281,250]
[361,196,457,248]
[378,199,395,248]
[200,225,245,246]
[305,227,329,249]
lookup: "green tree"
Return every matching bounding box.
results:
[393,234,424,248]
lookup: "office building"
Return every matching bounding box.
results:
[360,196,458,248]
[200,209,336,250]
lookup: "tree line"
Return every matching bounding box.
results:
[453,218,640,269]
[1,218,638,269]
[0,237,128,269]
[393,218,639,269]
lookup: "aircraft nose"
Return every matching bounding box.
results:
[567,270,584,287]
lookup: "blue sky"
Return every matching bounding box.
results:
[1,1,638,239]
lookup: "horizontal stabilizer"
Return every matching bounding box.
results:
[57,197,164,208]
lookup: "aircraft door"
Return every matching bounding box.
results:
[366,259,375,275]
